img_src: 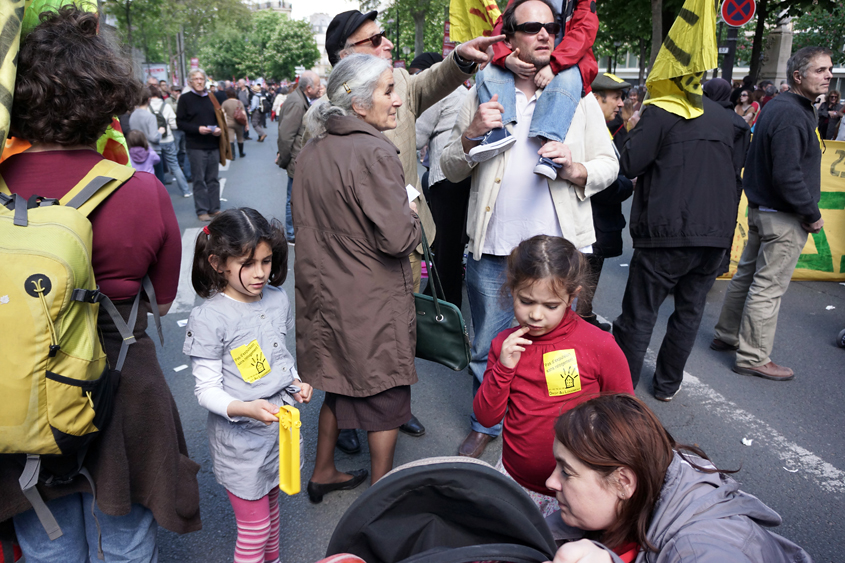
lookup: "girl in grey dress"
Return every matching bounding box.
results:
[183,208,313,563]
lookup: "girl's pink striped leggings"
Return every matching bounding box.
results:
[226,488,280,563]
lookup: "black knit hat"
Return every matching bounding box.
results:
[409,52,443,73]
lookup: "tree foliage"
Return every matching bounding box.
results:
[377,0,450,63]
[791,3,845,66]
[106,0,250,64]
[199,11,320,81]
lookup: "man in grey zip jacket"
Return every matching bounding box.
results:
[545,452,813,563]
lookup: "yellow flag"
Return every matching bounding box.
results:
[643,0,718,119]
[449,0,501,43]
[0,0,27,159]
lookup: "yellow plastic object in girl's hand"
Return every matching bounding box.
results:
[277,405,301,495]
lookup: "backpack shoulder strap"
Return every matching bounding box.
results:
[59,159,135,217]
[0,172,11,196]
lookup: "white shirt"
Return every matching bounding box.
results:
[482,89,564,255]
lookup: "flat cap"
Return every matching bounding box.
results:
[591,72,632,92]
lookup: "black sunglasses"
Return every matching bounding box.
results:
[513,21,561,35]
[351,30,387,48]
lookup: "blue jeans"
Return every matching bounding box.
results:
[285,175,295,240]
[160,141,191,195]
[476,64,582,143]
[171,129,191,181]
[14,492,158,563]
[465,254,514,437]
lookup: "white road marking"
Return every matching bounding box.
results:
[220,177,227,198]
[171,227,200,313]
[595,314,845,494]
[219,160,230,172]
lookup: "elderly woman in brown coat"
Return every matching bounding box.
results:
[293,54,421,502]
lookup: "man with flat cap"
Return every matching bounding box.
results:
[316,9,502,452]
[576,73,635,331]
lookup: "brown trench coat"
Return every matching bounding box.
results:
[292,115,422,397]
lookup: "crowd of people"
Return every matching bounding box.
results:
[0,1,835,563]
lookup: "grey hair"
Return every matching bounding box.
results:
[299,71,317,91]
[189,68,207,81]
[786,46,832,87]
[305,54,391,138]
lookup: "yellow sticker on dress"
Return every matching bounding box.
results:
[230,340,272,383]
[543,349,581,396]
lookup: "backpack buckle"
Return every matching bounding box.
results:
[71,288,102,303]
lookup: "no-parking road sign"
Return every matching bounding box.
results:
[721,0,756,27]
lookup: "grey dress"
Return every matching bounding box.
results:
[184,286,298,500]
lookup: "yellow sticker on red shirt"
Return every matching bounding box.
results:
[543,349,581,396]
[230,340,272,383]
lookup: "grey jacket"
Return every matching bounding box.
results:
[129,108,162,151]
[276,86,310,178]
[546,452,812,563]
[415,86,467,186]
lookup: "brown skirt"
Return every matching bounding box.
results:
[324,386,411,432]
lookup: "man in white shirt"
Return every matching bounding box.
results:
[440,0,618,458]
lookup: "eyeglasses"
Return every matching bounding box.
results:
[351,30,387,48]
[513,21,561,35]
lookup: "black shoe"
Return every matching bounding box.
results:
[399,415,425,437]
[653,385,682,402]
[306,469,368,503]
[336,429,361,454]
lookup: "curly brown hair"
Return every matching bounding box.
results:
[11,6,141,146]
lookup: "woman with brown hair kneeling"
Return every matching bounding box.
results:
[544,395,812,563]
[293,53,421,503]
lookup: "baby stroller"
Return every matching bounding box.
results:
[324,457,557,563]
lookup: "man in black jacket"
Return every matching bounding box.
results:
[176,69,223,221]
[702,77,751,276]
[712,46,832,381]
[576,73,634,331]
[613,93,739,401]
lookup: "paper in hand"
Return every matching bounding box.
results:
[406,184,421,204]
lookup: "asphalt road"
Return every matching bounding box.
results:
[151,122,845,563]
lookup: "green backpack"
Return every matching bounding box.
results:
[0,159,162,545]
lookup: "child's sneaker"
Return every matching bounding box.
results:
[468,127,516,163]
[533,156,561,180]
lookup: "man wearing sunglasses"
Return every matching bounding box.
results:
[467,0,599,180]
[440,0,618,459]
[318,9,504,453]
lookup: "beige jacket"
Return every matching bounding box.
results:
[440,89,619,256]
[303,52,473,249]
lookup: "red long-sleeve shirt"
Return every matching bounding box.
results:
[474,309,632,494]
[491,0,599,94]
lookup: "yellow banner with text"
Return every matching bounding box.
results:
[720,140,845,281]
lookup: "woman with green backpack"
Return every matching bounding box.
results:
[0,7,200,561]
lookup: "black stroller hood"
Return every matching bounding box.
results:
[326,457,557,563]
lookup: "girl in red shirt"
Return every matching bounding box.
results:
[473,235,633,515]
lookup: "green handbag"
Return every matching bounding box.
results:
[414,227,472,371]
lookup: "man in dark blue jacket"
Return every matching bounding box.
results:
[712,46,832,381]
[176,69,224,221]
[614,92,739,401]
